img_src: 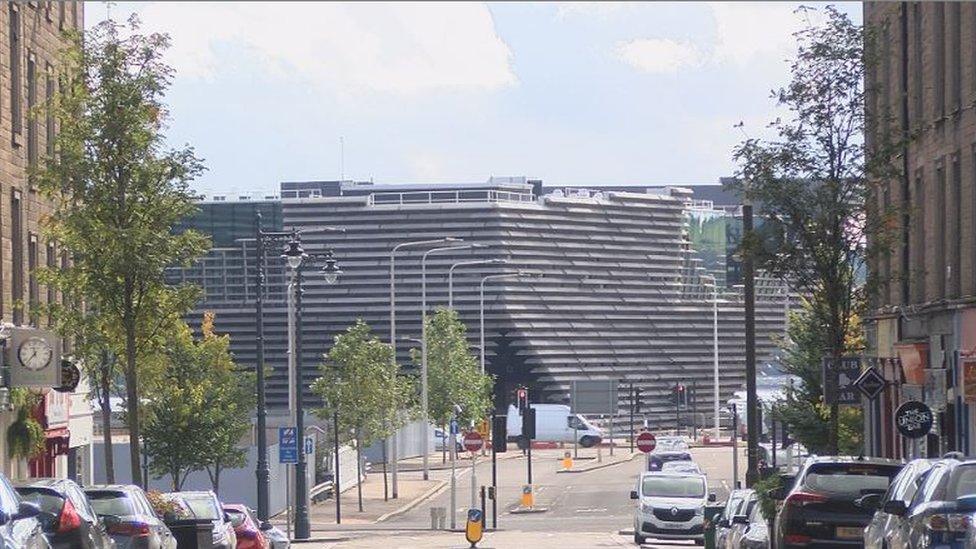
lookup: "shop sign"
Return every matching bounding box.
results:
[822,357,861,405]
[963,359,976,403]
[895,400,933,439]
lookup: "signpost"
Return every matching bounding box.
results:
[570,380,619,414]
[636,431,656,471]
[822,357,862,405]
[853,368,885,400]
[464,432,484,508]
[279,427,298,464]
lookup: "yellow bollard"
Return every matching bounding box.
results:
[521,484,534,508]
[561,450,573,470]
[465,509,484,547]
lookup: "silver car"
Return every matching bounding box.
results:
[863,458,935,549]
[631,472,714,546]
[714,489,752,549]
[726,491,758,549]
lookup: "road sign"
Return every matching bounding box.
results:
[305,436,314,455]
[895,401,933,439]
[822,357,861,405]
[570,380,619,415]
[636,431,657,453]
[450,419,459,435]
[463,431,484,453]
[853,368,885,400]
[278,427,298,464]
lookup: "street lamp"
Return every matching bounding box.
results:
[479,271,542,374]
[703,275,720,439]
[388,237,461,498]
[282,232,341,541]
[420,243,482,480]
[448,259,507,309]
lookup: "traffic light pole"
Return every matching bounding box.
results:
[629,384,635,453]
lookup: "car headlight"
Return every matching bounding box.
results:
[641,502,654,513]
[695,506,704,516]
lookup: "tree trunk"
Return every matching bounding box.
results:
[99,351,115,483]
[356,433,364,513]
[124,317,143,487]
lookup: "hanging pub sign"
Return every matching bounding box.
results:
[963,359,976,404]
[822,356,861,405]
[895,400,933,439]
[54,360,81,393]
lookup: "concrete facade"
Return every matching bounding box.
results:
[865,2,976,457]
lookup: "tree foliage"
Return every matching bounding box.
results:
[417,308,493,426]
[36,16,209,485]
[312,320,414,448]
[142,320,253,491]
[728,6,890,453]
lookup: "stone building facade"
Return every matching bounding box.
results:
[865,2,976,458]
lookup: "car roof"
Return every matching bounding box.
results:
[13,478,72,489]
[804,455,903,466]
[640,471,705,479]
[84,484,142,493]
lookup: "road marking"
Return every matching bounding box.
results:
[575,508,608,513]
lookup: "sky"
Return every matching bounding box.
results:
[85,2,861,197]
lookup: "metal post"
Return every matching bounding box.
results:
[713,277,720,439]
[334,410,341,524]
[491,415,498,529]
[675,385,680,436]
[293,263,310,539]
[470,454,477,508]
[480,279,486,373]
[480,486,486,531]
[389,247,399,499]
[731,404,740,489]
[527,441,533,484]
[609,415,614,456]
[382,440,388,501]
[253,212,270,527]
[630,384,635,453]
[450,415,457,530]
[743,203,760,487]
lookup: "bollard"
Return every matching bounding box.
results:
[561,451,573,471]
[431,506,446,530]
[520,484,534,509]
[465,508,484,548]
[597,445,603,463]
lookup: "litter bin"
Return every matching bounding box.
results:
[166,518,214,549]
[703,504,724,549]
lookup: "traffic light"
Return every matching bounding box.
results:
[492,415,507,453]
[673,384,687,406]
[522,406,536,439]
[516,387,528,414]
[634,387,642,414]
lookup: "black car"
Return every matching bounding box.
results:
[0,472,47,549]
[15,478,115,549]
[647,437,693,471]
[164,491,236,549]
[84,485,176,549]
[771,456,903,548]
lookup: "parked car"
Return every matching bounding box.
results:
[631,471,715,546]
[15,478,115,549]
[165,491,236,549]
[862,458,937,549]
[900,459,976,549]
[84,485,176,549]
[0,472,47,549]
[647,438,693,471]
[433,428,462,453]
[714,489,753,549]
[260,523,290,549]
[726,491,759,549]
[662,461,703,475]
[223,505,266,549]
[506,404,603,447]
[736,499,770,549]
[771,456,903,548]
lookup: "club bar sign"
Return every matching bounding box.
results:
[7,328,61,388]
[822,356,861,405]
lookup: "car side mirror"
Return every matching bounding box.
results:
[708,493,717,503]
[223,511,233,523]
[731,515,749,525]
[12,502,41,521]
[630,490,639,500]
[856,493,882,511]
[882,500,907,516]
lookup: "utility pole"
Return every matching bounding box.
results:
[731,403,739,489]
[629,383,636,453]
[743,202,760,487]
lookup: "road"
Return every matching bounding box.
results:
[308,442,745,548]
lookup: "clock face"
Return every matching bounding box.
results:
[19,337,53,371]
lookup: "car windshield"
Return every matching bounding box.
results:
[15,489,64,515]
[87,492,136,516]
[946,464,976,499]
[654,440,689,453]
[802,463,901,496]
[181,496,221,520]
[641,476,705,498]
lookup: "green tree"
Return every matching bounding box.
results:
[142,320,253,491]
[728,6,893,453]
[36,16,209,485]
[418,308,493,426]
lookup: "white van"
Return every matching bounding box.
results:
[506,404,604,447]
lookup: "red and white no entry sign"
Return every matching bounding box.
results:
[463,431,484,453]
[636,431,657,453]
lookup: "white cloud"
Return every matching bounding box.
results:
[616,38,704,74]
[95,2,517,95]
[554,2,629,20]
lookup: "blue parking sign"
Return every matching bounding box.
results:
[279,427,298,464]
[305,436,314,455]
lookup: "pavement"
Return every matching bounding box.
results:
[283,443,745,548]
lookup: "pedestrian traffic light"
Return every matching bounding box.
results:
[634,387,642,413]
[492,414,507,453]
[516,387,528,414]
[522,406,536,439]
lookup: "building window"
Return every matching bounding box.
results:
[12,189,23,324]
[9,3,22,142]
[27,52,37,176]
[913,169,926,303]
[951,153,961,298]
[949,2,961,112]
[934,2,946,120]
[45,63,54,157]
[28,234,38,327]
[912,3,923,129]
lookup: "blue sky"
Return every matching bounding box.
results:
[86,2,861,197]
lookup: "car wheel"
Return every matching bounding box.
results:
[580,436,597,448]
[633,533,644,545]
